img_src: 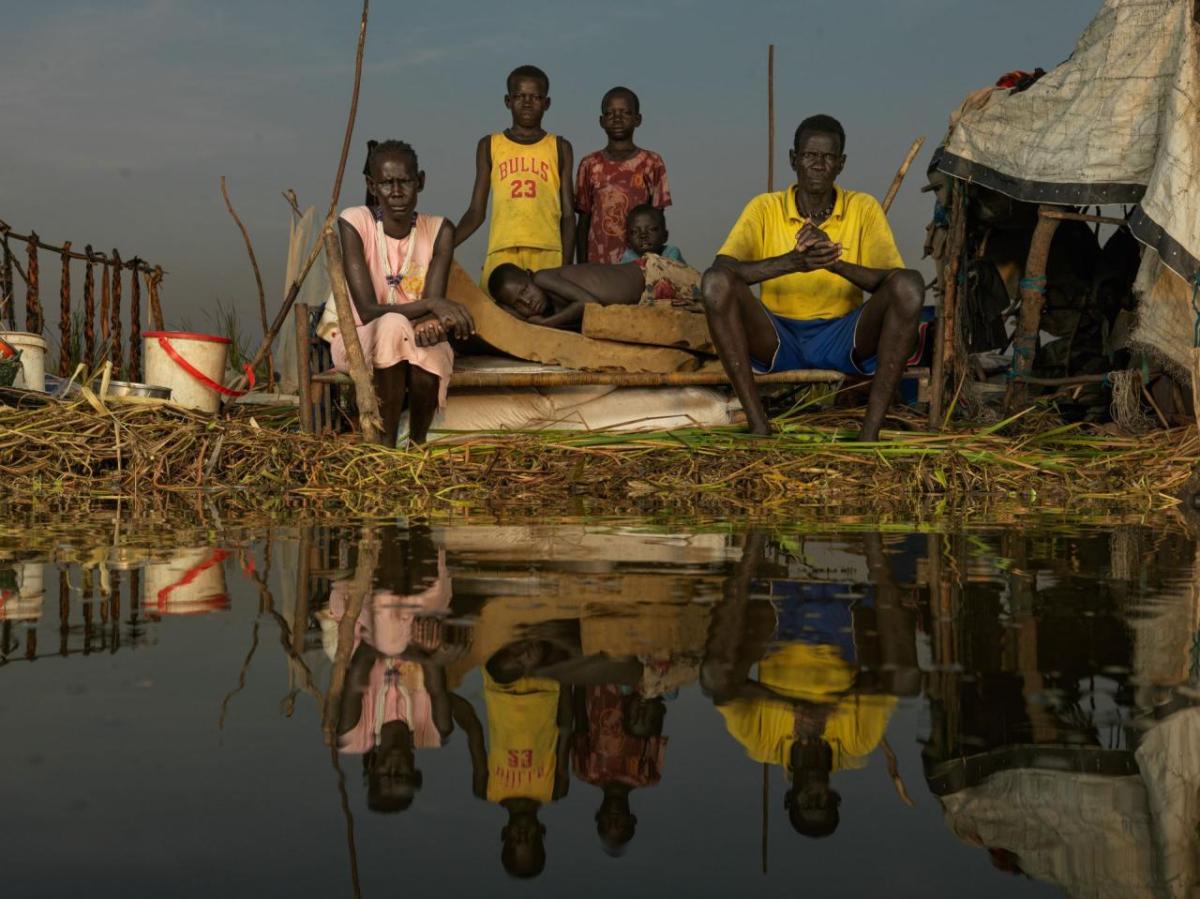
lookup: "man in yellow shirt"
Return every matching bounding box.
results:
[703,115,925,441]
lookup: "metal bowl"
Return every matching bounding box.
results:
[105,380,172,400]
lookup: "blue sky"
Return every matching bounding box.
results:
[0,0,1099,337]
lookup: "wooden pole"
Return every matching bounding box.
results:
[767,44,775,192]
[25,234,40,334]
[927,185,966,428]
[1004,205,1060,412]
[109,249,123,378]
[99,260,111,348]
[0,221,160,275]
[83,247,96,368]
[322,228,383,443]
[1,235,13,329]
[881,137,925,215]
[129,257,142,380]
[229,0,370,398]
[221,176,274,389]
[58,242,72,376]
[147,266,165,331]
[295,303,315,433]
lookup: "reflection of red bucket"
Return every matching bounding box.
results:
[143,547,230,616]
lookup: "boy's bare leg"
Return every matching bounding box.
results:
[407,366,441,445]
[852,269,924,442]
[701,265,780,436]
[373,362,408,447]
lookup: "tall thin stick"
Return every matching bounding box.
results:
[58,242,72,376]
[221,176,274,389]
[109,249,123,378]
[230,0,370,397]
[323,227,383,443]
[129,256,142,380]
[767,44,775,192]
[82,248,96,368]
[881,137,925,215]
[1,234,14,329]
[25,234,40,334]
[147,266,165,331]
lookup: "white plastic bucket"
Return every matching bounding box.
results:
[0,331,47,392]
[143,330,233,413]
[143,547,229,616]
[0,561,45,621]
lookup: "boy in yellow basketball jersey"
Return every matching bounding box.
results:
[455,65,575,289]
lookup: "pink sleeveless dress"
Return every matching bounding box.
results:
[322,206,453,407]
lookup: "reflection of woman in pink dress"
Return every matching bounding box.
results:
[317,140,474,445]
[323,548,457,813]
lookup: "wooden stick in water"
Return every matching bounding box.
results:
[322,227,383,444]
[881,137,925,215]
[221,176,274,389]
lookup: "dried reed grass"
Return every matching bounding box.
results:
[1,394,1196,519]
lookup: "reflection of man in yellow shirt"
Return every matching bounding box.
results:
[703,530,908,838]
[716,642,896,838]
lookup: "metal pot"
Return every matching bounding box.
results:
[105,380,172,400]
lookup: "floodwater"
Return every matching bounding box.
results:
[2,516,1198,898]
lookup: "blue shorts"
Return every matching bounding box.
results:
[751,306,875,376]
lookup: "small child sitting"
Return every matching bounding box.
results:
[619,205,686,264]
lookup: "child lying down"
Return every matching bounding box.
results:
[487,257,702,330]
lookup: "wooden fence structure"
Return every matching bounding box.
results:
[0,219,166,382]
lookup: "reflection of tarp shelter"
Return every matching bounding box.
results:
[939,707,1200,899]
[938,0,1200,377]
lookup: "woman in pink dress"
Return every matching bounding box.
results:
[318,140,475,444]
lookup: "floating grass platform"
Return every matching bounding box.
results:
[0,395,1196,518]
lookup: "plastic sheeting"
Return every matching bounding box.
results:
[938,0,1200,376]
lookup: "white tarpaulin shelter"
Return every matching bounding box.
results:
[939,0,1200,374]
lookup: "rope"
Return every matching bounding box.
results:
[1019,275,1048,295]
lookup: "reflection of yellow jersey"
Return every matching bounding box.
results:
[484,672,560,803]
[717,643,896,771]
[487,132,562,254]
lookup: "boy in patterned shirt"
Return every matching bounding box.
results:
[575,87,671,264]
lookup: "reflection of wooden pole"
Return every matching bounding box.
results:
[323,227,383,443]
[881,137,925,215]
[293,529,312,656]
[761,763,769,874]
[331,747,363,898]
[767,45,775,192]
[322,531,380,743]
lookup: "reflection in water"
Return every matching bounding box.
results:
[2,519,1198,896]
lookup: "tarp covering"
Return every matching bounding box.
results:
[939,0,1200,286]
